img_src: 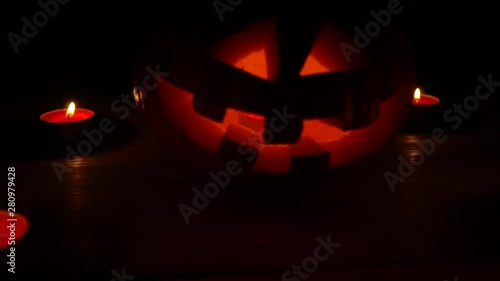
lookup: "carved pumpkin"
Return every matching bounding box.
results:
[134,13,415,179]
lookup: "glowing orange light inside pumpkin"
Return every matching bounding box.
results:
[227,41,349,143]
[232,47,345,141]
[66,102,75,120]
[235,48,268,80]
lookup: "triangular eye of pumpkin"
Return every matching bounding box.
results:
[234,48,269,80]
[299,55,330,76]
[209,17,279,81]
[299,21,369,76]
[212,19,367,80]
[231,42,331,80]
[210,18,330,79]
[230,42,333,79]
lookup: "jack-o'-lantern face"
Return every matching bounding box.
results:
[134,16,415,176]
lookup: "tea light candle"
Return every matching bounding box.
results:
[40,102,94,123]
[39,102,95,144]
[412,88,440,106]
[404,88,441,132]
[0,210,29,250]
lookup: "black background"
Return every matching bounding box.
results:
[4,0,500,114]
[2,0,500,131]
[2,0,500,279]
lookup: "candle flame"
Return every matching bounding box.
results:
[66,102,75,120]
[413,88,421,104]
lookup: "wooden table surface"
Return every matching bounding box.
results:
[2,90,500,280]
